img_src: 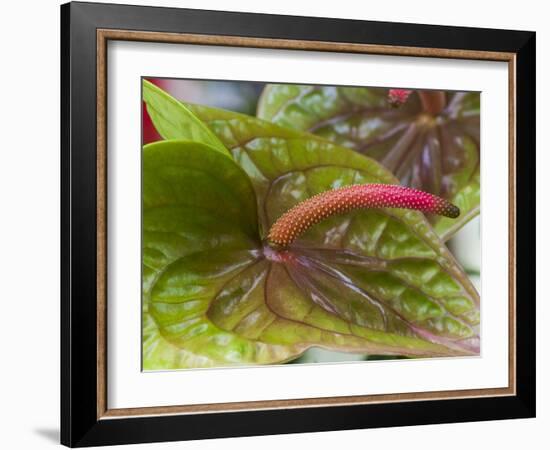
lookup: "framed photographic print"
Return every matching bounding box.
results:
[60,1,536,447]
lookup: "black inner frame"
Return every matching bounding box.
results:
[61,2,536,447]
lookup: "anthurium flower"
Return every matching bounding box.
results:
[142,80,479,370]
[257,84,480,241]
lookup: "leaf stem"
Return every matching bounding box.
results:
[418,90,446,115]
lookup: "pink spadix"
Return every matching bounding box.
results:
[268,184,459,248]
[388,89,413,107]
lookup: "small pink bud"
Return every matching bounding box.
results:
[268,184,459,248]
[388,89,413,108]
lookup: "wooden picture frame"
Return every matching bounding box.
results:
[61,1,535,447]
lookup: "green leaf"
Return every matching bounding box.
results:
[143,106,479,369]
[257,85,480,241]
[142,79,230,156]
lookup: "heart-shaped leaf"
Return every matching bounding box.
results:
[257,85,480,241]
[144,141,478,370]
